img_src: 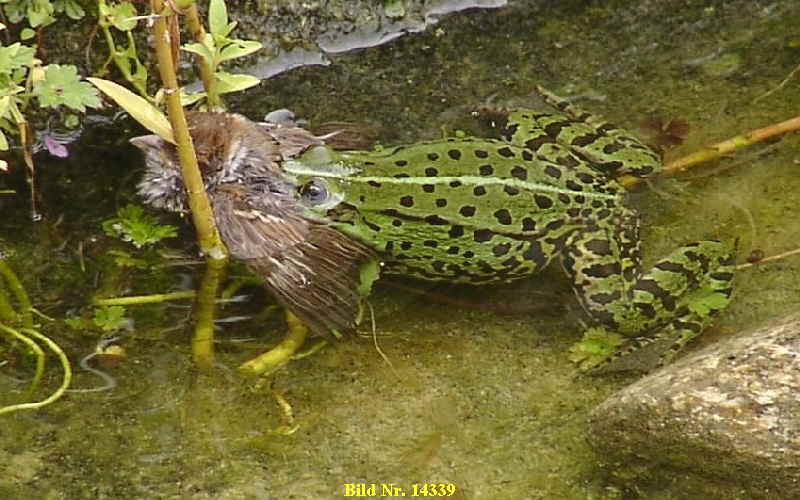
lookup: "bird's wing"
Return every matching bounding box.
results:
[212,183,378,337]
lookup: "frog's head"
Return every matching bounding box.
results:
[282,146,360,212]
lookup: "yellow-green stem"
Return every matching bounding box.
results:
[150,0,227,259]
[185,4,222,110]
[0,278,17,324]
[150,0,229,372]
[100,26,148,98]
[0,322,45,397]
[0,259,33,329]
[621,113,800,188]
[0,325,71,415]
[93,290,196,306]
[193,257,228,370]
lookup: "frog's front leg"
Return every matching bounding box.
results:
[563,219,736,370]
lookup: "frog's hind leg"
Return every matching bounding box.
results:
[533,86,608,129]
[531,86,662,179]
[564,230,736,371]
[624,240,736,367]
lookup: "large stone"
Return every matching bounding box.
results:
[590,315,800,498]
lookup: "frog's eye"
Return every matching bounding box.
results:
[299,178,330,205]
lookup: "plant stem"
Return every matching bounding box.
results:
[93,290,196,306]
[150,0,229,371]
[149,0,227,260]
[0,278,17,324]
[0,259,33,329]
[193,256,227,370]
[184,4,222,110]
[0,322,45,397]
[0,325,72,415]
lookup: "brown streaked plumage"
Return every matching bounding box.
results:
[131,112,377,337]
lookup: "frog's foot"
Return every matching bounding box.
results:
[583,326,694,374]
[568,324,700,374]
[568,327,625,371]
[568,238,736,373]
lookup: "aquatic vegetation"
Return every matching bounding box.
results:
[101,204,177,249]
[91,305,128,332]
[0,258,71,415]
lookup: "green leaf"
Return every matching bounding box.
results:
[0,130,7,151]
[108,1,137,31]
[61,0,86,20]
[20,28,35,40]
[182,39,215,64]
[102,204,178,248]
[64,316,88,330]
[208,0,228,38]
[107,249,149,269]
[93,305,127,331]
[567,327,625,371]
[218,40,262,62]
[33,64,101,111]
[88,77,175,144]
[27,2,56,28]
[384,0,406,19]
[0,84,25,99]
[64,113,79,128]
[0,43,36,76]
[7,98,25,124]
[0,96,10,119]
[3,2,25,24]
[215,72,260,95]
[180,90,206,106]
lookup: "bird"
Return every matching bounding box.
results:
[131,112,378,337]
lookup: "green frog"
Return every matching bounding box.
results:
[279,87,736,369]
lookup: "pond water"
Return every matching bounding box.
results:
[2,1,799,498]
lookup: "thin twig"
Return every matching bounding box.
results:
[736,248,800,270]
[369,301,398,376]
[753,62,800,103]
[621,114,800,187]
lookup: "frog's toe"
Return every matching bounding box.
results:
[588,335,677,374]
[587,322,707,374]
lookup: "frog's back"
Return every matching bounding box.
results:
[339,137,618,190]
[313,138,623,283]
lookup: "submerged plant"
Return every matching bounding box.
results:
[0,257,71,415]
[101,203,177,248]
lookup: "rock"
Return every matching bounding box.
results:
[590,315,800,498]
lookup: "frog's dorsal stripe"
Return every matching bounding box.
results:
[349,175,618,200]
[283,159,619,201]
